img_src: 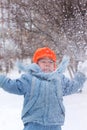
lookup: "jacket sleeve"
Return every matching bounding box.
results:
[0,74,31,95]
[61,72,86,96]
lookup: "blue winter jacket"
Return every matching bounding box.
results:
[0,63,86,126]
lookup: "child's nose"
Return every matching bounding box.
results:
[45,61,50,66]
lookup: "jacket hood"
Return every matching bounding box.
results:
[27,63,56,80]
[16,55,70,80]
[28,55,70,81]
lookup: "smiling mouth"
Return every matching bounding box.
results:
[43,68,52,72]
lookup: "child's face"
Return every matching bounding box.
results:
[37,57,55,73]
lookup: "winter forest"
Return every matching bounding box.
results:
[0,1,87,130]
[0,0,87,75]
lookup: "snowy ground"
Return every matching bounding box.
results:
[0,66,87,130]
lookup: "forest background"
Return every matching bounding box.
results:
[0,0,87,76]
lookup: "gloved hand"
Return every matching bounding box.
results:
[78,61,87,77]
[0,75,6,87]
[15,61,29,72]
[15,61,25,72]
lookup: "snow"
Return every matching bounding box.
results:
[0,63,87,130]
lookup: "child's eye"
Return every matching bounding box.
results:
[41,61,46,63]
[49,61,54,63]
[41,60,54,64]
[42,61,47,64]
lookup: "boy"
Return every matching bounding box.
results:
[0,47,86,130]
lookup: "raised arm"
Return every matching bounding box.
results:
[62,72,86,96]
[0,73,32,95]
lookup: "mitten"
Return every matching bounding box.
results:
[15,61,27,72]
[16,60,33,73]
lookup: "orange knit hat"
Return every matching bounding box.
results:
[32,47,56,63]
